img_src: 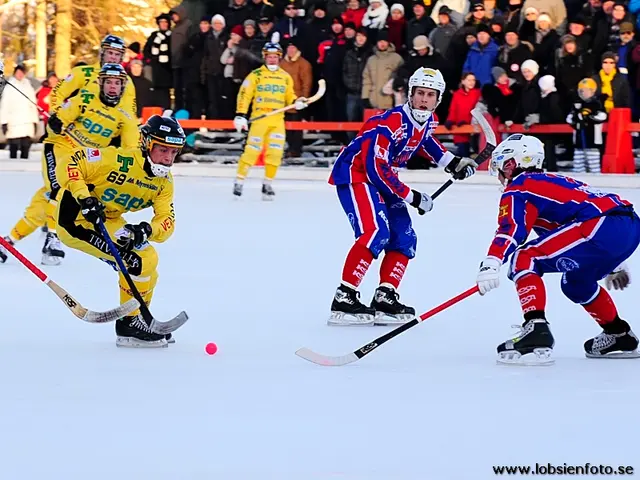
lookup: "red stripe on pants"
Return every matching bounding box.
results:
[351,183,379,249]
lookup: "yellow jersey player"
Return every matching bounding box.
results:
[55,115,185,348]
[232,36,308,200]
[0,63,139,267]
[51,34,137,118]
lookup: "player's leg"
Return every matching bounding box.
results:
[56,191,166,347]
[371,199,417,325]
[0,186,49,264]
[234,121,266,197]
[585,148,601,174]
[40,143,65,265]
[262,121,286,200]
[329,183,390,326]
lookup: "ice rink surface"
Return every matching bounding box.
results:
[1,171,639,480]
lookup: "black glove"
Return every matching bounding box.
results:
[1,124,7,136]
[362,98,373,109]
[116,222,152,251]
[445,156,478,180]
[47,114,63,134]
[78,197,106,225]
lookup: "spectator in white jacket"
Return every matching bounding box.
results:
[0,65,39,159]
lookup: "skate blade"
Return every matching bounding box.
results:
[41,255,62,266]
[586,350,640,359]
[497,348,555,366]
[327,312,374,326]
[116,336,168,348]
[374,312,414,326]
[262,195,275,201]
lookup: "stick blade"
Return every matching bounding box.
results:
[81,298,140,323]
[149,311,189,334]
[295,347,359,367]
[471,107,497,146]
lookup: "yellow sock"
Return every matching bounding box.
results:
[10,217,37,242]
[45,200,57,233]
[265,164,278,180]
[119,271,158,316]
[236,160,252,180]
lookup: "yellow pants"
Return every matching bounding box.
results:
[236,117,285,180]
[57,192,158,316]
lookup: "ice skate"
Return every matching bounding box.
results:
[233,182,243,198]
[497,318,555,366]
[0,236,12,264]
[328,283,375,326]
[165,333,175,344]
[584,318,640,359]
[371,285,415,325]
[115,315,168,348]
[41,232,65,266]
[262,183,275,201]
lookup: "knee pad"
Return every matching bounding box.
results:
[560,273,599,305]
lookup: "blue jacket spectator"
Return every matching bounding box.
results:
[463,24,499,85]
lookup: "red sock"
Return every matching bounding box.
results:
[515,274,546,315]
[379,251,409,289]
[341,243,374,288]
[584,287,618,325]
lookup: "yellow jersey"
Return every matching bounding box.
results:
[49,93,140,150]
[57,146,175,243]
[51,62,137,120]
[236,66,296,120]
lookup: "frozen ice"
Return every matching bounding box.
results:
[0,171,638,479]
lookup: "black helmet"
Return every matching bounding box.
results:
[99,35,126,65]
[98,63,128,107]
[140,115,186,177]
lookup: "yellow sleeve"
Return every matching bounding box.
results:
[123,81,138,120]
[119,113,141,149]
[149,176,175,243]
[285,74,296,106]
[56,147,100,201]
[50,69,83,111]
[236,71,257,115]
[51,97,81,130]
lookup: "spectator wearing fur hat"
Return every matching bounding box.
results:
[537,74,564,170]
[342,0,367,29]
[513,59,541,126]
[429,6,459,58]
[521,0,567,35]
[343,27,372,130]
[386,4,407,53]
[462,23,499,86]
[143,12,173,110]
[362,0,389,42]
[406,1,437,49]
[532,12,560,75]
[497,26,533,84]
[361,29,403,109]
[592,51,631,112]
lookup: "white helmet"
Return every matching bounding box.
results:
[407,67,446,123]
[490,134,545,183]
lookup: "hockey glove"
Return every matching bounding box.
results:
[48,114,63,134]
[294,97,308,110]
[477,257,501,295]
[408,189,433,214]
[605,262,631,291]
[116,222,152,252]
[233,115,248,133]
[445,156,478,180]
[79,197,106,226]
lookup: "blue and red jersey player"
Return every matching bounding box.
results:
[477,134,640,364]
[327,68,478,326]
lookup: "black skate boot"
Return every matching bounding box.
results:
[262,183,275,201]
[328,283,375,326]
[584,317,640,359]
[165,333,175,344]
[0,236,12,264]
[41,232,65,266]
[233,182,243,198]
[115,315,168,348]
[497,316,555,366]
[371,285,416,325]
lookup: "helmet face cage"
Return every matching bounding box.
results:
[408,68,445,121]
[100,35,126,65]
[98,64,127,106]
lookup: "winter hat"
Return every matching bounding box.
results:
[492,66,506,82]
[536,13,552,27]
[602,51,617,62]
[231,24,244,36]
[412,35,429,50]
[390,3,404,14]
[211,14,226,26]
[344,21,357,31]
[200,15,211,23]
[476,23,491,35]
[521,59,539,76]
[356,26,369,37]
[561,34,576,45]
[332,15,344,25]
[127,42,141,54]
[569,15,586,26]
[439,5,452,15]
[369,0,383,4]
[243,19,256,28]
[504,24,519,35]
[620,22,635,34]
[377,29,390,42]
[471,1,485,11]
[524,6,538,16]
[156,13,171,25]
[538,75,556,92]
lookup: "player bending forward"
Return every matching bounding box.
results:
[328,68,477,326]
[476,134,639,364]
[55,115,185,348]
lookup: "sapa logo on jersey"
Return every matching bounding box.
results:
[86,148,101,162]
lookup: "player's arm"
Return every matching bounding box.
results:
[149,178,175,243]
[119,114,142,149]
[50,69,82,111]
[47,97,82,135]
[420,134,477,180]
[233,72,256,132]
[364,131,412,200]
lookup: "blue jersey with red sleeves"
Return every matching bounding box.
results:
[329,104,454,200]
[488,172,633,262]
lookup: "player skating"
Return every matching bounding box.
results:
[328,68,478,326]
[476,134,639,365]
[232,33,308,200]
[55,115,185,348]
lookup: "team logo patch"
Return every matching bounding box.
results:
[556,257,580,272]
[499,204,509,217]
[64,73,73,81]
[86,148,101,162]
[159,125,171,132]
[165,136,184,144]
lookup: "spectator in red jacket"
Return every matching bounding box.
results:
[36,73,58,124]
[445,72,482,156]
[342,0,366,29]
